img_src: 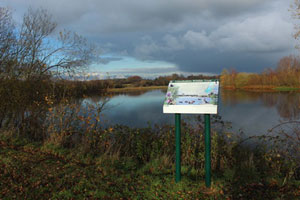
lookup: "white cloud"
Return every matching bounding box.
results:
[135,11,294,57]
[184,12,294,53]
[211,13,294,53]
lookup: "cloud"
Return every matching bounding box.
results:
[136,11,293,54]
[211,13,294,53]
[109,66,179,74]
[133,35,185,59]
[97,57,123,64]
[132,8,295,72]
[163,35,185,51]
[0,0,296,74]
[183,31,212,49]
[1,0,273,33]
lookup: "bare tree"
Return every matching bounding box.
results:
[0,7,97,80]
[0,7,16,77]
[291,0,300,49]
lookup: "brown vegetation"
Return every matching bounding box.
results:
[221,55,300,91]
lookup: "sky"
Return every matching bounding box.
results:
[0,0,298,79]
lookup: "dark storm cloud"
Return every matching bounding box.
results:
[132,9,295,72]
[97,57,123,65]
[162,50,273,73]
[2,0,273,32]
[0,0,296,73]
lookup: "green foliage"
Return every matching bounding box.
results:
[274,87,300,91]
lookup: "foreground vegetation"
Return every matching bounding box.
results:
[1,111,300,199]
[0,134,216,199]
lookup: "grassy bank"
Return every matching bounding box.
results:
[273,86,300,91]
[0,138,212,199]
[222,85,300,92]
[1,121,300,199]
[1,136,300,199]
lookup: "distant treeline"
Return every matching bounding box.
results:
[221,55,300,90]
[0,73,218,116]
[104,73,219,89]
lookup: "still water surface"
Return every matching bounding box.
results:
[82,89,300,137]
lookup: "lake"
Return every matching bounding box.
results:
[82,89,300,137]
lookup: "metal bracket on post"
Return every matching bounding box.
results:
[175,113,181,183]
[204,114,211,188]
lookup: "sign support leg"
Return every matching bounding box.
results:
[175,113,181,182]
[204,114,211,188]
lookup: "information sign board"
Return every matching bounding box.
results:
[163,80,219,114]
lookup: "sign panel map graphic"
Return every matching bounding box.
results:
[163,80,219,114]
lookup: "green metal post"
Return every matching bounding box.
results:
[204,114,211,188]
[175,113,181,182]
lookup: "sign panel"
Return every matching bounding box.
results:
[163,80,219,114]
